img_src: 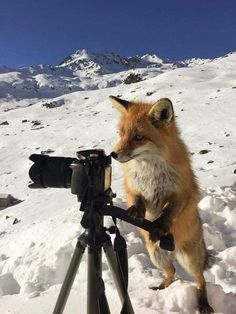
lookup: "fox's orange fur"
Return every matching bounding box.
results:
[110,96,214,314]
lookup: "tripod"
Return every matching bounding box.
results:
[52,197,135,314]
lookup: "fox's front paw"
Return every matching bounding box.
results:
[127,205,143,219]
[149,218,169,242]
[150,231,175,251]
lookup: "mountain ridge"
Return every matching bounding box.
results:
[0,49,233,107]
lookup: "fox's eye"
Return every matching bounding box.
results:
[134,135,144,141]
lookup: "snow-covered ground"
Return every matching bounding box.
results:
[0,51,236,313]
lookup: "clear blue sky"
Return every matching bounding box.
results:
[1,0,236,67]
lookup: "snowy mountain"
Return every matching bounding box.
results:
[0,49,210,110]
[0,50,236,313]
[58,49,189,73]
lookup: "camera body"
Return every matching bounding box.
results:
[29,149,112,201]
[70,150,112,201]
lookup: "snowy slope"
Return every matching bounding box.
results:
[0,49,210,110]
[0,51,236,314]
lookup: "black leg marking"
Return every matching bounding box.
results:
[198,289,214,314]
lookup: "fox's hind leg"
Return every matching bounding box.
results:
[141,230,175,290]
[177,240,214,314]
[195,275,214,314]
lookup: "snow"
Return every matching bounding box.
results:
[0,50,236,313]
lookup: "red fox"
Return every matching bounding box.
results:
[110,96,214,314]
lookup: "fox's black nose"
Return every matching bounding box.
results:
[110,152,118,159]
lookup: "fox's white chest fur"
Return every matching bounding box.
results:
[125,157,178,220]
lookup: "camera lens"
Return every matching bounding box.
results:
[29,154,75,188]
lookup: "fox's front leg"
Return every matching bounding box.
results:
[125,184,146,220]
[149,197,186,242]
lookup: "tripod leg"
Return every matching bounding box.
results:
[87,247,110,314]
[104,244,135,314]
[52,242,85,314]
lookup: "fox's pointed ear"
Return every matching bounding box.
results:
[148,98,174,127]
[109,96,131,113]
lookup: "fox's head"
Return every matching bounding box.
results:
[110,96,178,163]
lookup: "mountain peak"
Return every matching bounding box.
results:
[58,50,166,74]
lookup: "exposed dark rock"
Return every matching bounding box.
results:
[42,101,58,108]
[31,126,44,131]
[41,149,55,155]
[0,121,9,125]
[146,91,154,96]
[13,218,21,225]
[123,73,142,84]
[31,120,41,126]
[0,194,14,208]
[199,149,211,154]
[0,194,22,210]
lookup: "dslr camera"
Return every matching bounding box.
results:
[29,149,112,202]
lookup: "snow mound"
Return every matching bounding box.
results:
[0,273,21,296]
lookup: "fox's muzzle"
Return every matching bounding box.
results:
[110,150,133,163]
